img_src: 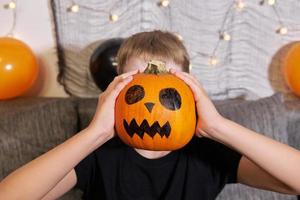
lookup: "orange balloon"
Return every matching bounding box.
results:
[282,42,300,97]
[0,37,38,100]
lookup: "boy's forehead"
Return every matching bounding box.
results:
[123,56,183,73]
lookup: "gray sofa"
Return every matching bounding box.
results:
[0,93,299,199]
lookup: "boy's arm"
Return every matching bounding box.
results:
[0,128,106,200]
[214,118,300,194]
[237,156,298,194]
[172,70,300,195]
[0,71,136,200]
[41,169,77,200]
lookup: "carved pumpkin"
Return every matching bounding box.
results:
[115,60,196,150]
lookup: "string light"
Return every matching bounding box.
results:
[68,4,80,13]
[219,31,231,41]
[189,63,193,71]
[109,13,119,22]
[208,56,218,66]
[175,33,183,41]
[2,0,17,37]
[235,0,245,11]
[276,26,288,35]
[267,0,276,6]
[57,0,291,69]
[203,0,289,67]
[4,1,16,9]
[270,1,288,35]
[67,2,120,23]
[112,61,118,67]
[159,0,170,7]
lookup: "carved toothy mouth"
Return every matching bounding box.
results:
[123,119,171,139]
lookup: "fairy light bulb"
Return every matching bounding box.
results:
[109,13,119,22]
[208,56,218,66]
[4,1,16,9]
[277,26,288,35]
[235,0,245,11]
[267,0,276,6]
[160,0,170,7]
[220,32,231,41]
[175,33,183,41]
[8,1,16,9]
[112,61,118,66]
[189,63,193,71]
[112,57,118,67]
[69,4,80,12]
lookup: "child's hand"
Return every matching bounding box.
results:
[170,70,224,139]
[87,70,138,142]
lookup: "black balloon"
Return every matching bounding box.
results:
[90,38,124,91]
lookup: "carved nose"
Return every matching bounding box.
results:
[144,102,155,113]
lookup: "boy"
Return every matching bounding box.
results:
[0,30,300,200]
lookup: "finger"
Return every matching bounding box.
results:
[196,129,205,138]
[106,70,138,91]
[173,72,201,102]
[120,69,139,79]
[114,76,133,92]
[174,71,208,97]
[108,76,133,99]
[196,132,203,138]
[176,71,201,88]
[169,68,178,74]
[105,77,120,92]
[170,70,198,85]
[189,74,202,87]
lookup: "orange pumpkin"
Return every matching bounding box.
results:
[282,42,300,96]
[115,60,196,151]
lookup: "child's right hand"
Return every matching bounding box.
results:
[0,72,136,199]
[86,70,138,143]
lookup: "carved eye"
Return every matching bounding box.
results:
[159,88,181,110]
[125,85,145,104]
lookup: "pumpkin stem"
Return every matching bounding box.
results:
[144,60,168,75]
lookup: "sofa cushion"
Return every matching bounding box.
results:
[215,93,288,144]
[0,98,78,179]
[76,97,98,130]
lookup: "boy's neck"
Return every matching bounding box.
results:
[134,148,171,159]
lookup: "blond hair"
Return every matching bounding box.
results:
[117,30,190,74]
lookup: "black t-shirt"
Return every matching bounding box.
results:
[74,137,242,200]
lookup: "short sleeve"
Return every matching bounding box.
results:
[74,151,97,192]
[204,138,242,184]
[74,148,107,199]
[190,137,242,184]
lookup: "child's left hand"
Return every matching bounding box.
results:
[172,70,300,195]
[170,70,224,139]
